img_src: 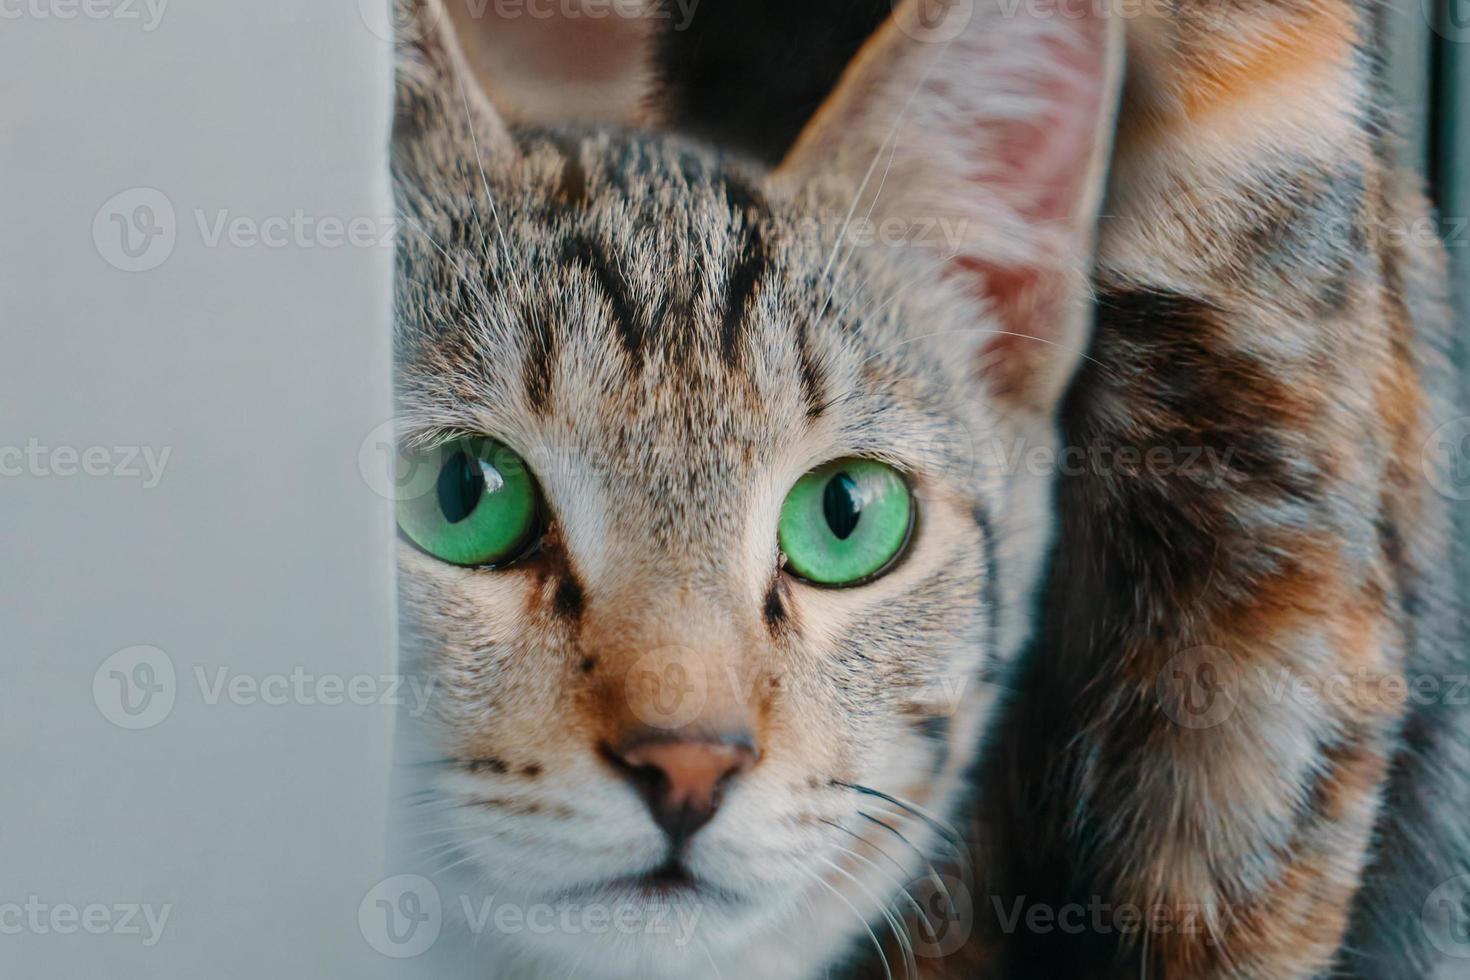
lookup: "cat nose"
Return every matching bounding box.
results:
[604,732,758,846]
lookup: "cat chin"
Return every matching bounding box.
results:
[446,890,791,980]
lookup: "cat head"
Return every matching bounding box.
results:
[389,0,1120,975]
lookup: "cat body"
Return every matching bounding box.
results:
[389,1,1465,977]
[993,5,1469,977]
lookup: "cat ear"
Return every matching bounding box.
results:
[774,0,1124,416]
[391,0,515,173]
[442,1,657,126]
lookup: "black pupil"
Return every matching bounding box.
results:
[437,451,486,524]
[823,472,862,540]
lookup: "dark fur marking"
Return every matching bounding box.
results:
[972,504,1001,671]
[563,235,643,366]
[718,176,770,366]
[547,133,589,207]
[1052,287,1331,632]
[467,758,508,775]
[793,319,826,418]
[521,763,543,778]
[522,318,555,413]
[579,656,598,674]
[763,576,790,635]
[1097,288,1325,508]
[554,574,585,621]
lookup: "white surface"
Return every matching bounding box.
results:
[0,2,401,976]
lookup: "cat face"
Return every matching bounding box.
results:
[390,1,1120,976]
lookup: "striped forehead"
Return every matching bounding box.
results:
[396,130,853,439]
[393,131,832,554]
[391,126,973,574]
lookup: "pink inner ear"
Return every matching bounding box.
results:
[961,26,1114,404]
[961,260,1062,402]
[983,30,1113,225]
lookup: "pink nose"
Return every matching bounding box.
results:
[605,734,759,845]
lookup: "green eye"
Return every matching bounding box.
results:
[396,438,541,567]
[778,459,914,586]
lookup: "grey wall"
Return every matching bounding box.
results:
[1,2,401,976]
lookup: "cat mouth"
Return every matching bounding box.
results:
[564,860,742,905]
[628,861,700,896]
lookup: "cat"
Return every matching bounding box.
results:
[389,0,1466,977]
